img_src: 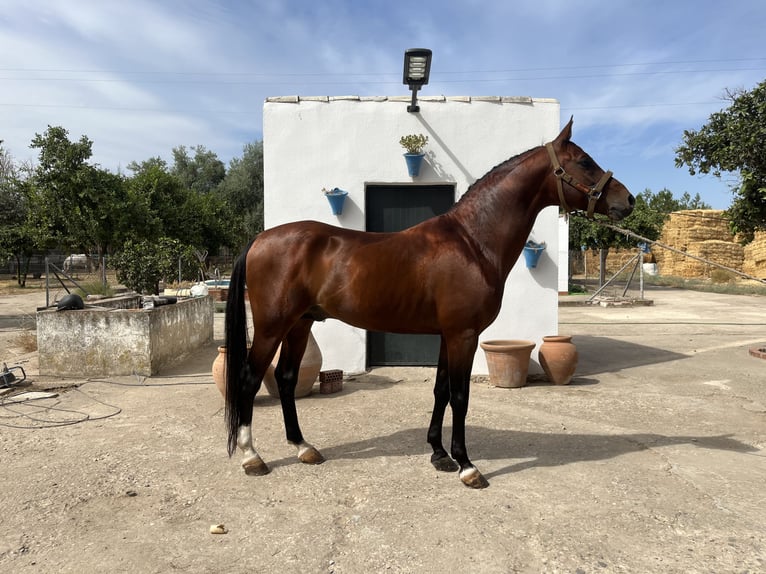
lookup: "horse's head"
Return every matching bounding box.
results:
[547,118,634,221]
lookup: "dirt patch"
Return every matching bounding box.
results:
[1,287,765,573]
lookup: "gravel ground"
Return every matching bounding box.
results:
[1,286,765,573]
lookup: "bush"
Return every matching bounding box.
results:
[112,238,199,295]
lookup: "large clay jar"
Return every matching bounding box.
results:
[539,335,578,385]
[480,339,536,388]
[212,332,322,399]
[213,345,271,399]
[212,346,228,397]
[262,332,323,398]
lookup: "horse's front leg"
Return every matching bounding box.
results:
[427,338,459,472]
[276,319,325,466]
[446,333,489,489]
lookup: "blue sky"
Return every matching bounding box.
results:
[1,0,764,209]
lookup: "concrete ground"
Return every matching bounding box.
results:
[0,286,764,573]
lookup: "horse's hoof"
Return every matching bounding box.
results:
[431,454,459,472]
[298,446,325,465]
[460,467,489,489]
[242,456,270,476]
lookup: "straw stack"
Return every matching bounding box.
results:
[574,210,764,280]
[742,231,766,279]
[653,210,739,278]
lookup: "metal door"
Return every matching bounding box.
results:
[365,184,455,366]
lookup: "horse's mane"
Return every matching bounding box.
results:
[450,145,541,210]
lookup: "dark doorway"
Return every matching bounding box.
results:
[365,184,455,366]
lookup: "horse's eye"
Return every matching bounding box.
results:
[577,157,594,170]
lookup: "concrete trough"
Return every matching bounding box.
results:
[37,295,214,377]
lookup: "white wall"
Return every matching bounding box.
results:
[263,95,561,375]
[558,215,570,294]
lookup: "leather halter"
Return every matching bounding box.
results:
[545,142,613,219]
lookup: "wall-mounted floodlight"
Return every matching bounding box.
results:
[403,48,432,113]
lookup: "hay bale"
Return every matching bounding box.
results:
[743,231,766,278]
[655,210,741,278]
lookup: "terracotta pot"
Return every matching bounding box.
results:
[212,332,322,399]
[213,345,272,399]
[480,339,535,388]
[539,335,578,385]
[262,332,323,398]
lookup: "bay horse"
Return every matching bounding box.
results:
[224,118,634,488]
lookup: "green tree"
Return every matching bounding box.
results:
[27,125,135,263]
[171,145,226,195]
[28,126,93,248]
[0,145,44,286]
[112,237,198,295]
[217,141,264,249]
[127,158,189,242]
[675,81,766,242]
[126,157,233,254]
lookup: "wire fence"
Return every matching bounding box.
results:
[569,246,652,301]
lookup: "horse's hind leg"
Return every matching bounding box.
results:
[237,342,279,476]
[427,338,459,472]
[275,318,325,465]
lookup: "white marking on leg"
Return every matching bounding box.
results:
[294,441,315,458]
[237,425,261,464]
[459,466,478,481]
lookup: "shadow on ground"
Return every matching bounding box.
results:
[574,335,687,375]
[266,423,756,477]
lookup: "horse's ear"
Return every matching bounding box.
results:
[554,116,574,144]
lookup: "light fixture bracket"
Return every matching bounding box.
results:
[403,48,432,113]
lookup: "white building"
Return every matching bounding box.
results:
[263,95,562,375]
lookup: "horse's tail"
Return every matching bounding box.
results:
[224,240,255,457]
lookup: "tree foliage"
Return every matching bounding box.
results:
[216,141,264,250]
[0,144,40,286]
[3,127,264,288]
[111,237,198,295]
[675,81,766,241]
[171,145,226,195]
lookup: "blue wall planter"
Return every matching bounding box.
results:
[324,188,348,215]
[404,153,425,177]
[523,241,546,268]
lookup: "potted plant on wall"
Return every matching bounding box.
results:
[323,187,348,215]
[399,133,428,177]
[523,240,546,269]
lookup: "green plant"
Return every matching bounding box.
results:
[399,134,428,154]
[112,237,198,295]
